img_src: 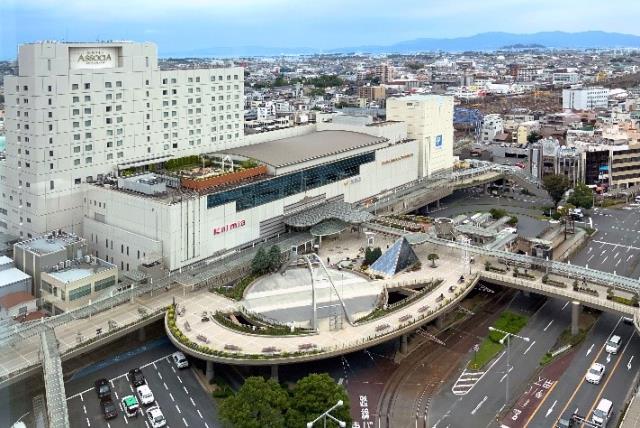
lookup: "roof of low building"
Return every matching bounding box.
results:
[0,291,35,309]
[0,268,31,287]
[220,130,387,168]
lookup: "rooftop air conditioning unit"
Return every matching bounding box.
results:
[65,260,71,268]
[84,255,91,263]
[59,261,65,270]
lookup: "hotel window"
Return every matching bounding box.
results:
[85,157,92,164]
[74,159,80,166]
[107,153,113,160]
[84,120,91,126]
[162,78,167,84]
[84,108,91,114]
[116,81,122,87]
[171,78,176,84]
[84,95,91,102]
[105,82,112,88]
[117,152,124,158]
[73,109,80,116]
[74,146,81,153]
[72,83,79,90]
[106,93,113,100]
[84,83,90,90]
[116,93,122,100]
[73,122,80,128]
[73,96,79,103]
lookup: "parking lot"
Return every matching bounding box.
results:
[573,205,640,278]
[66,349,218,428]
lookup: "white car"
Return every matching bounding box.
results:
[606,335,622,354]
[146,406,167,428]
[172,351,189,369]
[585,362,606,384]
[136,384,155,405]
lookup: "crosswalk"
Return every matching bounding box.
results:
[451,369,486,396]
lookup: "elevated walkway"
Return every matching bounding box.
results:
[40,328,69,428]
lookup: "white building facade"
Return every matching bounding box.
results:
[1,42,244,238]
[562,87,609,110]
[386,95,454,178]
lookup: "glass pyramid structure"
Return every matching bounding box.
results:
[369,236,419,277]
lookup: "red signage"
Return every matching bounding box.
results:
[213,219,246,235]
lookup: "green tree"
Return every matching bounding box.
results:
[267,245,282,272]
[527,131,543,144]
[557,203,576,240]
[364,247,382,266]
[567,182,594,209]
[219,377,289,428]
[489,208,507,219]
[542,174,571,208]
[286,373,351,428]
[251,247,269,275]
[273,74,287,87]
[428,253,439,268]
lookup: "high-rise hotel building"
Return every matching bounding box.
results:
[1,42,244,238]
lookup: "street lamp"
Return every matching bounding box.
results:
[307,400,346,428]
[488,326,530,407]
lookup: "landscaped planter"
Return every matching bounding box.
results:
[181,165,267,191]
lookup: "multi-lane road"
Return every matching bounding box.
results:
[525,313,640,427]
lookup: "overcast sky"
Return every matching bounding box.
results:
[1,0,638,59]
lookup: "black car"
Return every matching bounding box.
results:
[94,378,111,399]
[128,368,146,387]
[101,397,118,420]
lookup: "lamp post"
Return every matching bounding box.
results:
[307,400,346,428]
[488,326,530,407]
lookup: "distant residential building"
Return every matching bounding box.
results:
[562,87,609,110]
[480,114,504,143]
[553,72,580,85]
[376,64,393,84]
[358,85,386,102]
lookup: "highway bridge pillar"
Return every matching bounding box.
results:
[205,361,214,383]
[571,301,581,336]
[138,327,146,342]
[400,334,408,354]
[436,314,445,330]
[271,364,279,382]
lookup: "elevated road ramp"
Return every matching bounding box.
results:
[40,327,70,428]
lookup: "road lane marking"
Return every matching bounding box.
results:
[205,423,210,428]
[157,371,163,380]
[523,340,536,355]
[586,344,594,356]
[602,256,609,264]
[197,409,203,419]
[614,252,621,259]
[114,390,118,400]
[183,417,189,427]
[163,382,168,390]
[83,405,87,414]
[176,404,182,414]
[543,321,553,332]
[629,356,634,370]
[546,400,557,418]
[471,396,488,415]
[499,366,514,383]
[587,255,595,263]
[561,301,570,311]
[177,375,183,384]
[183,385,189,395]
[584,331,635,422]
[169,392,175,402]
[628,254,634,262]
[190,397,196,406]
[616,258,622,267]
[86,418,91,427]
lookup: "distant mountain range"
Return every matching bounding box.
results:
[163,31,640,58]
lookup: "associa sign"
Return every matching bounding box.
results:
[213,219,246,235]
[69,47,118,70]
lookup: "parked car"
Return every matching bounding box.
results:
[585,363,606,385]
[146,406,167,428]
[137,384,155,405]
[100,398,118,420]
[94,378,111,399]
[129,368,146,387]
[122,395,140,417]
[605,335,622,354]
[172,351,189,369]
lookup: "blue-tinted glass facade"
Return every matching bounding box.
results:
[207,152,375,211]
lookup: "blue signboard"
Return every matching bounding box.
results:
[435,135,443,149]
[599,165,609,172]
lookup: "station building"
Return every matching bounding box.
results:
[82,103,454,273]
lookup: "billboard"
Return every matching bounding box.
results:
[435,134,443,149]
[69,47,119,70]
